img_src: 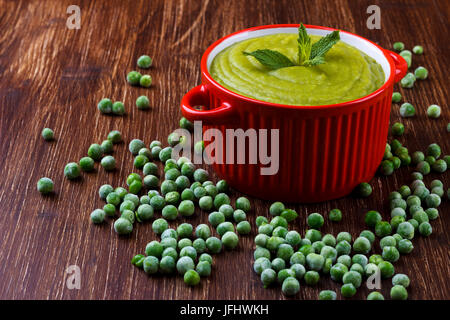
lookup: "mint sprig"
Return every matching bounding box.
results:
[242,23,340,70]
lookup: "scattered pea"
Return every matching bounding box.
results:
[136,95,150,109]
[412,45,423,55]
[127,71,141,85]
[427,104,441,118]
[399,102,415,117]
[64,162,81,179]
[37,177,54,194]
[41,128,54,141]
[97,98,112,113]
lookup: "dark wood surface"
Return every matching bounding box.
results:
[0,0,448,300]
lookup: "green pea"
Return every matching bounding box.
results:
[215,180,228,193]
[87,143,103,161]
[425,104,441,118]
[137,55,152,68]
[352,237,371,254]
[127,71,141,85]
[391,122,404,136]
[206,236,222,254]
[221,231,239,249]
[414,66,428,80]
[110,101,125,116]
[432,159,447,173]
[306,253,325,271]
[198,196,213,210]
[379,159,394,175]
[98,184,113,200]
[142,163,158,177]
[234,197,250,212]
[180,246,197,261]
[392,274,410,288]
[177,200,194,217]
[236,221,251,235]
[269,202,285,216]
[100,155,116,171]
[355,182,372,197]
[400,72,415,88]
[217,222,235,237]
[392,91,402,103]
[382,246,400,263]
[359,230,375,244]
[91,209,105,224]
[177,256,195,275]
[426,143,441,158]
[399,102,415,117]
[41,128,54,141]
[365,210,382,227]
[378,261,395,278]
[412,45,423,55]
[425,208,439,220]
[260,268,277,288]
[369,254,383,265]
[131,254,145,268]
[281,277,300,296]
[114,217,133,234]
[106,130,121,144]
[336,231,352,243]
[159,147,173,162]
[37,177,54,194]
[307,213,324,229]
[390,285,408,300]
[136,95,150,109]
[97,98,112,113]
[375,221,392,237]
[64,162,81,179]
[152,218,168,235]
[196,261,211,277]
[106,192,120,206]
[367,292,384,300]
[393,42,404,51]
[139,75,152,88]
[179,117,194,131]
[304,271,320,286]
[158,256,175,274]
[330,263,348,282]
[255,216,269,227]
[274,269,294,286]
[208,211,225,227]
[195,224,211,240]
[136,204,154,221]
[343,270,362,288]
[335,240,351,256]
[161,180,177,195]
[103,203,116,217]
[418,222,432,236]
[214,193,231,209]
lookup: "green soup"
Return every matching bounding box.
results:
[210,34,385,106]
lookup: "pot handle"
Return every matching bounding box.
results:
[181,85,237,125]
[386,50,408,83]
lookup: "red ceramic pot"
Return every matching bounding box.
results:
[181,24,407,203]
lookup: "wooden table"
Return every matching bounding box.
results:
[0,0,448,300]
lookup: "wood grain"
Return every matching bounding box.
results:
[0,0,448,300]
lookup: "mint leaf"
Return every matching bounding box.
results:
[297,23,311,65]
[310,30,340,60]
[243,49,295,70]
